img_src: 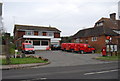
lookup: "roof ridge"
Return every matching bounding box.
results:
[15,24,57,29]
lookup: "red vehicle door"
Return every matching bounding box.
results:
[61,43,67,51]
[74,43,79,52]
[66,43,70,51]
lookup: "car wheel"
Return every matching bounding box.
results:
[71,49,74,53]
[80,50,84,54]
[92,50,95,53]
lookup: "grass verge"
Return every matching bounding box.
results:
[95,55,120,61]
[1,57,48,65]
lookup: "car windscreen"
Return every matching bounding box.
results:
[53,45,59,47]
[25,44,33,48]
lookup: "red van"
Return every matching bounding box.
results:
[66,43,75,52]
[61,43,67,51]
[74,43,95,54]
[21,43,35,54]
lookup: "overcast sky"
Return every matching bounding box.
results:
[1,0,120,36]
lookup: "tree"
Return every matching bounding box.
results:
[4,33,11,64]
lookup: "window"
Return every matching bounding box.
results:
[92,37,97,41]
[96,22,103,27]
[42,32,47,36]
[25,44,33,48]
[47,32,53,36]
[39,32,42,36]
[33,40,40,45]
[26,31,34,35]
[41,40,49,46]
[51,42,59,45]
[34,31,38,35]
[75,38,80,43]
[80,39,83,43]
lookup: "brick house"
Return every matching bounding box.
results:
[14,24,61,50]
[72,13,120,51]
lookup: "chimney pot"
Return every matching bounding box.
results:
[110,13,116,20]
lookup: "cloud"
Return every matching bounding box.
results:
[2,0,120,36]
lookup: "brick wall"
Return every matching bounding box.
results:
[88,35,106,50]
[17,31,25,38]
[72,35,106,50]
[54,33,60,38]
[72,35,119,51]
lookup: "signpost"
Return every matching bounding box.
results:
[106,36,118,56]
[15,49,18,58]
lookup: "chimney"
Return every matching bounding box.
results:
[110,13,116,20]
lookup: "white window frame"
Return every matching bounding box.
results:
[80,39,83,42]
[47,32,54,36]
[38,31,42,36]
[25,31,34,35]
[40,40,49,46]
[96,22,103,27]
[33,40,40,46]
[92,37,97,41]
[75,38,80,43]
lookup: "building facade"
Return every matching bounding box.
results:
[72,13,120,51]
[14,24,61,50]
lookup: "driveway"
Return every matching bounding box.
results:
[32,50,114,68]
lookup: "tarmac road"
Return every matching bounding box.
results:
[2,62,119,80]
[31,50,115,68]
[2,51,119,80]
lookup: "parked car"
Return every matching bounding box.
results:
[51,44,61,50]
[74,43,95,54]
[66,43,75,52]
[21,43,35,54]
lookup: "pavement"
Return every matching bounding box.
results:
[0,62,50,70]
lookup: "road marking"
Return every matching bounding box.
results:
[40,77,47,80]
[84,69,118,75]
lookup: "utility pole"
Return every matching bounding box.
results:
[5,33,10,64]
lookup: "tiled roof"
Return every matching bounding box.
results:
[14,24,61,33]
[72,26,119,39]
[94,17,120,30]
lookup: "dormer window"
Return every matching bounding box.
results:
[96,22,103,26]
[96,21,104,27]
